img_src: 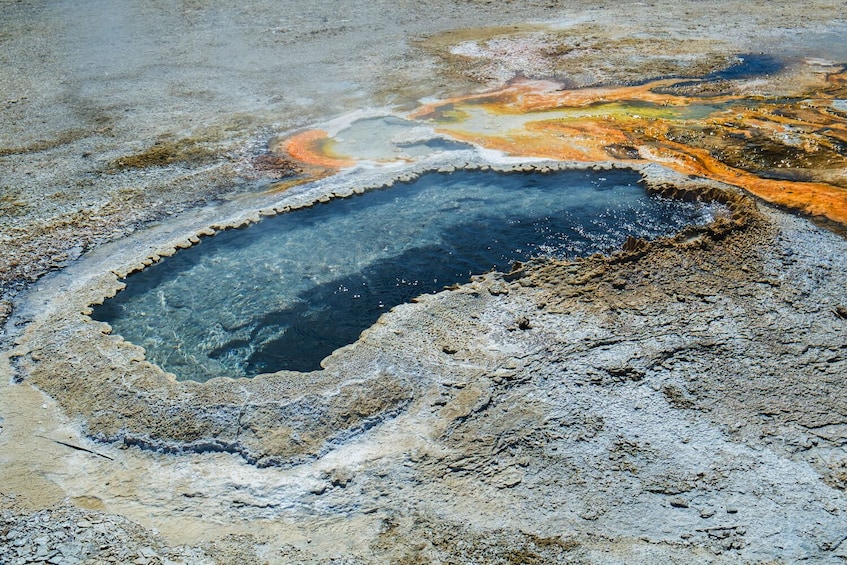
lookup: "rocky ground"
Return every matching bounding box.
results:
[4,160,847,563]
[2,1,847,563]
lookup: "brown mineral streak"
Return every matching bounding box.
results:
[408,79,743,118]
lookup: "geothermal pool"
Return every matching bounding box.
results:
[92,168,721,381]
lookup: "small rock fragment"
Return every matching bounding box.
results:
[670,497,689,508]
[497,470,524,488]
[488,282,509,296]
[309,483,328,495]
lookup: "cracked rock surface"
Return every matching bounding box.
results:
[2,0,847,563]
[3,169,847,562]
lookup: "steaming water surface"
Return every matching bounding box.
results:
[93,169,722,381]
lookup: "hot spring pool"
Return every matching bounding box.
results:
[92,169,722,381]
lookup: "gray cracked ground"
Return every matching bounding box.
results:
[2,1,847,563]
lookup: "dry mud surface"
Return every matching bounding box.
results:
[2,1,847,563]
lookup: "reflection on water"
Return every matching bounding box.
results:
[92,169,721,381]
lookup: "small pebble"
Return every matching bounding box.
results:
[670,497,689,508]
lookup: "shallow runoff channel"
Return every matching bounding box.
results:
[92,168,721,382]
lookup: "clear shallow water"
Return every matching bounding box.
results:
[326,116,472,161]
[93,169,721,381]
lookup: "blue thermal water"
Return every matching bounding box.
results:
[92,169,721,381]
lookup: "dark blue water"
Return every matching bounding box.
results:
[92,169,720,381]
[705,53,784,81]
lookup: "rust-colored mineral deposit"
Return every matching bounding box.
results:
[279,129,356,169]
[281,65,847,227]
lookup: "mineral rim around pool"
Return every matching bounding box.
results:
[92,168,723,381]
[4,3,847,563]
